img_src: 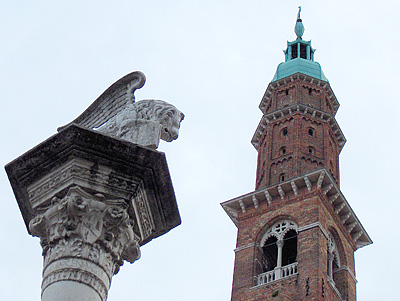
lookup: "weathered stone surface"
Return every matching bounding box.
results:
[95,99,184,149]
[30,185,140,300]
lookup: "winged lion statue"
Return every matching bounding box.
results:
[59,71,184,149]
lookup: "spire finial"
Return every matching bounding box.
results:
[297,6,301,21]
[295,6,305,39]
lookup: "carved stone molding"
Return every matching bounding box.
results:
[27,157,141,210]
[6,124,181,245]
[29,185,141,300]
[132,182,155,241]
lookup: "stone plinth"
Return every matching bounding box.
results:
[5,124,181,300]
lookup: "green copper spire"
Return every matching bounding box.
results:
[294,6,304,39]
[272,7,328,82]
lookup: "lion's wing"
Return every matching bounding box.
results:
[58,71,146,131]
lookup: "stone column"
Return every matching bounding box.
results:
[6,125,181,300]
[274,238,284,280]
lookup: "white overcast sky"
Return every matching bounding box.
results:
[1,1,399,300]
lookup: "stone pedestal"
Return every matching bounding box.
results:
[6,125,181,300]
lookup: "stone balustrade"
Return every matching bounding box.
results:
[256,262,298,286]
[281,262,298,278]
[257,269,276,285]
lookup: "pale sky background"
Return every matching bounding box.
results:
[1,1,399,300]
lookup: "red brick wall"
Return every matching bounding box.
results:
[235,76,354,300]
[256,113,339,189]
[230,190,356,301]
[256,78,340,190]
[264,79,336,116]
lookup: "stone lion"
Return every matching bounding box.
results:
[59,72,184,149]
[95,99,184,149]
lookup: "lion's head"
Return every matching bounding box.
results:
[95,99,184,148]
[134,99,184,142]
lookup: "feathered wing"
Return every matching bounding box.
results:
[58,71,146,131]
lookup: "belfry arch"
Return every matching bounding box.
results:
[256,220,298,285]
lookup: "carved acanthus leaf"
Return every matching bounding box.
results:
[29,185,141,267]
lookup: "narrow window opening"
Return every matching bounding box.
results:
[308,147,314,155]
[291,45,298,59]
[262,236,278,272]
[308,88,312,95]
[280,147,287,156]
[282,128,288,136]
[300,43,307,59]
[285,89,289,95]
[282,230,298,266]
[279,173,285,182]
[308,128,314,136]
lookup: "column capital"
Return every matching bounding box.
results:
[29,185,141,300]
[29,185,141,266]
[276,238,284,248]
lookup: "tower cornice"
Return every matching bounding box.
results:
[220,168,372,250]
[251,104,346,152]
[260,73,340,115]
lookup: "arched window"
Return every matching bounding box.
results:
[257,220,298,285]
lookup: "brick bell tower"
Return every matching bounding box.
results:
[221,8,372,301]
